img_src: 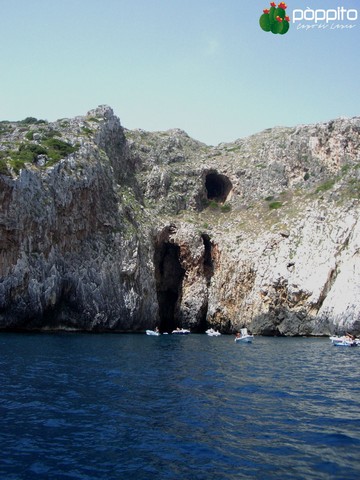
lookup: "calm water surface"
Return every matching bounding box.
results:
[0,333,360,479]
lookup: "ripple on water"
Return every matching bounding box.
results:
[1,333,360,479]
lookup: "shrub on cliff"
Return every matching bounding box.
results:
[42,138,77,161]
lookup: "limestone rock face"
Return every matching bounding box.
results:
[0,106,359,335]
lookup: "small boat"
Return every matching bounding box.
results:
[235,328,254,343]
[146,329,160,336]
[330,336,359,347]
[172,328,190,335]
[206,328,221,336]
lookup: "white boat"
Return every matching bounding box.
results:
[330,336,359,347]
[172,328,190,335]
[146,329,160,336]
[206,328,221,336]
[235,328,254,343]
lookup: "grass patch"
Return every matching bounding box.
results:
[220,203,231,212]
[208,199,219,210]
[0,158,9,175]
[82,127,93,136]
[346,178,360,198]
[315,179,336,194]
[341,164,351,174]
[268,201,283,210]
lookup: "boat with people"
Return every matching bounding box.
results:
[234,328,254,343]
[329,335,359,347]
[172,328,191,334]
[146,329,160,336]
[206,328,221,336]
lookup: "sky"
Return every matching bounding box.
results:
[1,0,359,145]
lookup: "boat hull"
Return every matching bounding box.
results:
[330,336,359,347]
[235,335,253,343]
[206,329,221,336]
[146,330,160,336]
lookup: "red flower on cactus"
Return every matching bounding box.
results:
[263,8,270,14]
[278,2,287,9]
[270,2,276,7]
[285,15,290,21]
[275,15,283,22]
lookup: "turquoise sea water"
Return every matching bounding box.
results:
[1,333,360,479]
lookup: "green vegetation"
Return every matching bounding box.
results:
[205,199,232,213]
[42,138,77,161]
[81,127,93,136]
[43,129,62,138]
[265,194,284,210]
[208,200,219,210]
[341,164,351,174]
[25,131,34,140]
[268,201,283,210]
[0,158,9,175]
[315,179,336,194]
[346,178,360,198]
[19,117,47,125]
[1,138,79,175]
[220,203,231,212]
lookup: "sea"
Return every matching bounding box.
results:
[1,333,360,480]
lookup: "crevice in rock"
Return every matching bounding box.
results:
[154,240,185,333]
[313,228,353,314]
[313,267,338,312]
[202,234,214,286]
[205,172,232,203]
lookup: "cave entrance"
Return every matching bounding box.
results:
[154,241,185,333]
[205,172,232,203]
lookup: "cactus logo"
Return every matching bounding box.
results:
[259,2,290,35]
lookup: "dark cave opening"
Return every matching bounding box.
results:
[205,173,232,203]
[154,241,185,333]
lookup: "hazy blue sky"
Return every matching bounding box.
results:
[1,0,359,145]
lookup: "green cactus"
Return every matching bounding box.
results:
[275,7,285,19]
[271,20,283,34]
[280,19,290,34]
[259,3,290,35]
[259,13,271,32]
[269,6,276,24]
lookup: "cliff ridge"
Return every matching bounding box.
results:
[0,106,359,335]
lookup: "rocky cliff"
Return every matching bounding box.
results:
[0,106,359,335]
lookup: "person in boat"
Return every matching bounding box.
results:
[155,326,159,333]
[235,332,241,338]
